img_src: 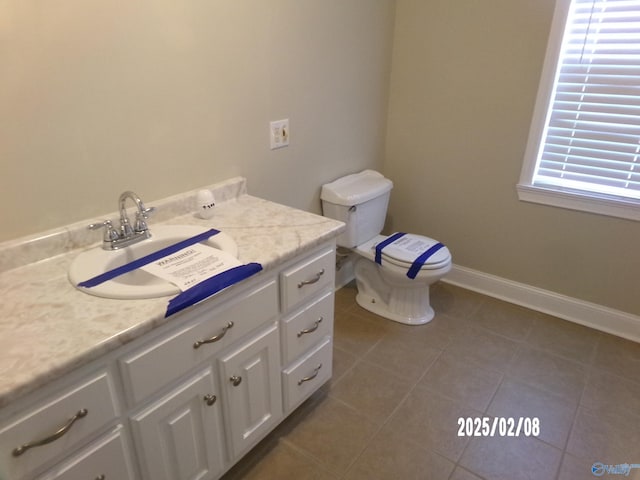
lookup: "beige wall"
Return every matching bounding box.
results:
[385,0,640,315]
[3,0,638,315]
[0,1,395,242]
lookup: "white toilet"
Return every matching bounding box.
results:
[321,170,452,325]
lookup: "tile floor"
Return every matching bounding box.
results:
[222,282,640,480]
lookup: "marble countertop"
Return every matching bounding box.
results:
[0,178,344,408]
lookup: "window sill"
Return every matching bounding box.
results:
[516,184,640,222]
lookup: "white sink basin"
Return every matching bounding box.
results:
[69,225,238,299]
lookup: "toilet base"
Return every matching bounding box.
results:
[355,291,435,325]
[353,256,446,326]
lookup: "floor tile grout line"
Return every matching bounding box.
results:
[335,312,473,476]
[338,347,456,479]
[356,347,444,384]
[553,368,590,480]
[278,436,345,479]
[276,389,377,479]
[588,364,640,401]
[332,296,456,476]
[563,363,614,461]
[323,391,398,479]
[331,344,362,385]
[481,370,507,416]
[452,296,606,371]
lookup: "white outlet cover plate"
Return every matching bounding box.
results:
[270,119,290,150]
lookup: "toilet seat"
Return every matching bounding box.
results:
[356,233,451,272]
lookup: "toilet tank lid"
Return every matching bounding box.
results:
[321,170,393,206]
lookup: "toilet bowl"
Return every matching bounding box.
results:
[353,234,451,324]
[321,170,452,325]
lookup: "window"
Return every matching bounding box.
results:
[518,0,640,221]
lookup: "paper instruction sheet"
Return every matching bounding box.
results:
[374,235,438,260]
[141,243,242,291]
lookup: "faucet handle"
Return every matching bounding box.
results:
[88,220,119,243]
[140,206,155,219]
[134,206,155,233]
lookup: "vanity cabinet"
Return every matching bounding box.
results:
[0,241,336,480]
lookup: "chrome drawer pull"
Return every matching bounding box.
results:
[298,363,322,386]
[12,408,88,457]
[297,269,325,288]
[297,317,323,337]
[204,394,217,406]
[193,321,234,349]
[95,475,106,480]
[230,375,242,387]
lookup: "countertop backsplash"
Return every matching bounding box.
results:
[0,177,247,274]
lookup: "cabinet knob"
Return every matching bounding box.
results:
[229,375,242,387]
[203,394,217,406]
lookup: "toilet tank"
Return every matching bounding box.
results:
[321,170,393,248]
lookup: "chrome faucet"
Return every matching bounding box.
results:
[89,191,155,250]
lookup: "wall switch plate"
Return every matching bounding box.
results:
[270,119,290,150]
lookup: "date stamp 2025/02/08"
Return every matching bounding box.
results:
[457,416,540,438]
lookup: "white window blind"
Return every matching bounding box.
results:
[519,0,640,219]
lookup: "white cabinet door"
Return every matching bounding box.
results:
[130,368,225,480]
[218,323,282,459]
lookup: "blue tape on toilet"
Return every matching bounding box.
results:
[77,228,221,288]
[165,263,263,317]
[406,242,445,279]
[375,232,406,264]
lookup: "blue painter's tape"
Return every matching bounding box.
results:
[375,232,406,264]
[406,242,445,279]
[165,263,263,317]
[77,228,221,288]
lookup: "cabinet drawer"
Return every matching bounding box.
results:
[280,248,334,312]
[282,290,334,364]
[120,280,277,405]
[35,425,136,480]
[282,337,332,413]
[0,371,118,480]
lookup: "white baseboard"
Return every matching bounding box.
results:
[444,264,640,343]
